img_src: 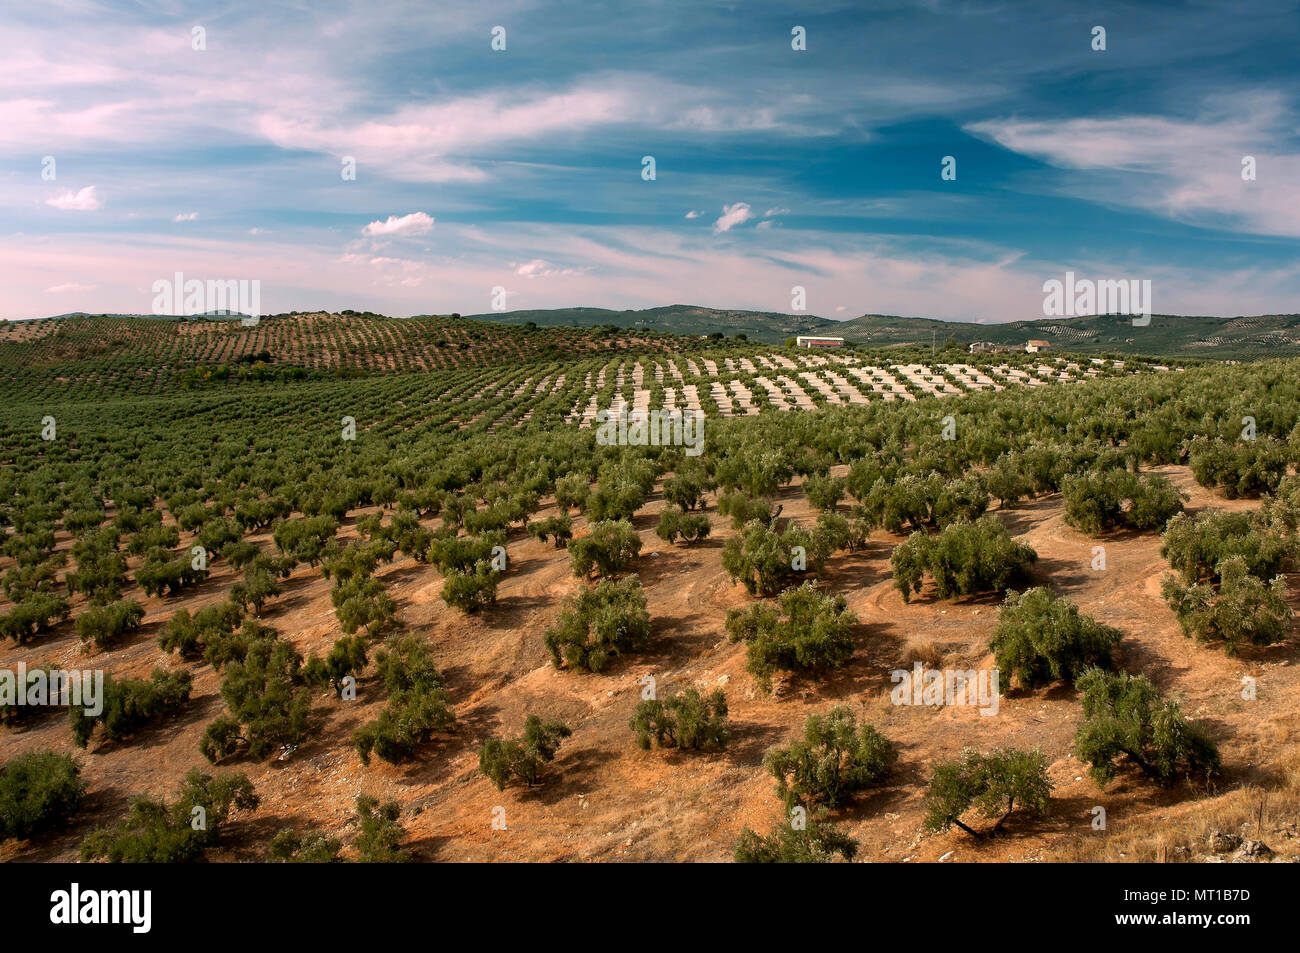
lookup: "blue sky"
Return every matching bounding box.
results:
[2,0,1299,321]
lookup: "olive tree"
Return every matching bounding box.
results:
[74,599,145,652]
[544,576,651,673]
[891,516,1036,602]
[71,668,192,748]
[79,770,258,862]
[630,687,729,751]
[0,751,86,842]
[479,715,572,790]
[353,635,455,766]
[1061,469,1185,535]
[1161,556,1292,655]
[764,706,897,809]
[989,587,1122,689]
[725,582,856,689]
[568,519,642,578]
[1074,668,1220,786]
[202,635,311,762]
[655,505,711,545]
[734,816,857,863]
[922,748,1052,839]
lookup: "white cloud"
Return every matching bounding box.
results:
[45,282,96,293]
[713,202,753,233]
[515,259,550,277]
[672,104,779,132]
[45,185,101,211]
[173,211,198,222]
[256,80,648,184]
[514,258,583,278]
[966,92,1300,238]
[363,212,434,237]
[764,207,789,217]
[365,256,428,286]
[367,256,425,273]
[685,210,701,219]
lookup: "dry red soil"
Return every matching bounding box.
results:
[3,464,1298,862]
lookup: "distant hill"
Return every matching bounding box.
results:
[837,311,1300,359]
[472,305,1300,358]
[468,305,839,341]
[19,306,1300,359]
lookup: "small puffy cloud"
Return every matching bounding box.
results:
[764,207,789,217]
[45,185,101,211]
[173,211,198,222]
[713,202,753,233]
[685,210,701,219]
[362,211,435,237]
[755,220,775,231]
[514,258,582,278]
[368,256,423,271]
[515,259,550,277]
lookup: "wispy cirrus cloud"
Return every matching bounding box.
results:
[967,92,1300,239]
[254,74,806,184]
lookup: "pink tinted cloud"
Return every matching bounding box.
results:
[45,186,102,211]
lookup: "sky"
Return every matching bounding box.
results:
[2,0,1299,322]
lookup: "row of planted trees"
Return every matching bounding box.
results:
[2,352,1298,859]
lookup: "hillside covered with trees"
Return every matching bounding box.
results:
[1,313,1298,863]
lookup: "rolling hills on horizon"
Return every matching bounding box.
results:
[468,305,1300,358]
[15,305,1300,359]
